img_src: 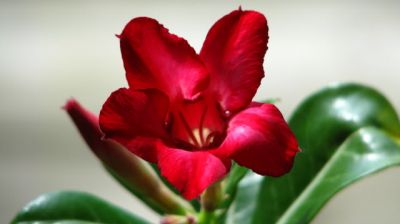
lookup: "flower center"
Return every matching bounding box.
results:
[177,112,218,149]
[190,128,213,147]
[167,98,226,151]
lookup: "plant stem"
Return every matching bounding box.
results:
[198,182,222,224]
[197,210,215,224]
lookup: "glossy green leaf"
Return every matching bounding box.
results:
[277,127,400,223]
[12,191,151,224]
[225,172,263,224]
[227,83,400,224]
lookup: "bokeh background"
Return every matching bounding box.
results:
[1,0,399,223]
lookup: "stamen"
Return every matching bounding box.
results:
[192,128,202,147]
[189,127,212,149]
[199,105,208,146]
[178,112,200,148]
[205,132,217,147]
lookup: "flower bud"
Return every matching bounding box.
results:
[63,99,193,215]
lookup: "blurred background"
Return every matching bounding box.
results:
[0,0,399,223]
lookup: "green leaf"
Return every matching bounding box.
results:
[225,172,263,224]
[12,191,151,224]
[277,127,400,223]
[226,83,400,224]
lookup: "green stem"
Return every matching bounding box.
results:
[220,164,248,209]
[198,182,222,224]
[197,210,215,224]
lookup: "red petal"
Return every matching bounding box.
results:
[157,144,230,200]
[200,9,268,112]
[99,88,169,162]
[120,17,209,101]
[214,103,299,176]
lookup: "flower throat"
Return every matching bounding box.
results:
[166,98,226,151]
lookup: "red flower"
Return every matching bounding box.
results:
[99,9,299,200]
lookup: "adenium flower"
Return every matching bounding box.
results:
[99,9,299,200]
